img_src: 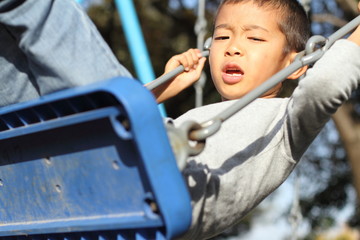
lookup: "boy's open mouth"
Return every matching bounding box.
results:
[223,63,244,75]
[226,68,243,75]
[222,63,244,84]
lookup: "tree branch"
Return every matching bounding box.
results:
[312,13,348,27]
[336,0,359,17]
[333,103,360,202]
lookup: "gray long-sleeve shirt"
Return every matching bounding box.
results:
[175,39,360,239]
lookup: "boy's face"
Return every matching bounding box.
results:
[210,1,295,100]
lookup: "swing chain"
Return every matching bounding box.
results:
[194,0,208,107]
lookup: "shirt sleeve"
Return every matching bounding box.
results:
[285,39,360,160]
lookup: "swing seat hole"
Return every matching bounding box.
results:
[44,156,52,165]
[144,197,160,218]
[112,160,120,170]
[55,184,62,193]
[117,115,131,131]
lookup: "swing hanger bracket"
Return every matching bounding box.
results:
[166,120,206,170]
[300,35,329,66]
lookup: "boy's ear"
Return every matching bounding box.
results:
[287,65,308,79]
[286,52,308,80]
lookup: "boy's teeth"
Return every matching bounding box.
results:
[227,70,242,75]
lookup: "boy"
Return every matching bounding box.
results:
[0,0,359,239]
[155,0,360,239]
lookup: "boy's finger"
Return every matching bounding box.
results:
[184,51,195,71]
[176,54,189,71]
[166,54,188,73]
[187,49,203,70]
[195,57,207,73]
[190,49,200,67]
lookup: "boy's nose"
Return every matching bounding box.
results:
[225,45,243,56]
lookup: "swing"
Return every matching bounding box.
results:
[0,1,359,239]
[0,78,191,240]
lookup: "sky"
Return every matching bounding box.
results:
[169,0,198,9]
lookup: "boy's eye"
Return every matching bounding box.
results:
[248,37,265,42]
[214,36,229,40]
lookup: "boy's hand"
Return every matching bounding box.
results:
[348,2,360,46]
[151,49,206,103]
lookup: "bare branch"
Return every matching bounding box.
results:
[311,13,348,27]
[333,104,360,202]
[336,0,359,17]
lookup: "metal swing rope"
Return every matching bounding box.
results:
[194,0,208,108]
[149,15,360,170]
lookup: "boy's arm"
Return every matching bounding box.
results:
[286,38,360,160]
[348,26,360,46]
[286,2,360,158]
[149,49,206,103]
[347,3,360,46]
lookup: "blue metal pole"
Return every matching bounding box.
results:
[114,0,166,116]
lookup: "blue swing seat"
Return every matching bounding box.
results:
[0,77,191,240]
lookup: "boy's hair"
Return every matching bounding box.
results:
[216,0,311,54]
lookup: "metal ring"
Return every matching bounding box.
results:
[305,35,328,55]
[189,119,222,141]
[179,121,206,156]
